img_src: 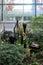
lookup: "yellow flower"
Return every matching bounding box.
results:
[18,23,24,34]
[26,28,30,34]
[25,48,31,57]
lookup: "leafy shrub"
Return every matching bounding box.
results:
[0,44,25,65]
[30,52,36,61]
[29,62,42,65]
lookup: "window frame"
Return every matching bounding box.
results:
[0,0,43,21]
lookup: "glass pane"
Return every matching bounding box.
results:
[0,5,2,21]
[3,5,23,21]
[3,0,23,4]
[37,5,43,16]
[24,0,35,4]
[3,0,14,4]
[14,0,23,4]
[3,0,35,4]
[0,0,2,4]
[36,0,43,3]
[24,5,35,17]
[24,16,32,21]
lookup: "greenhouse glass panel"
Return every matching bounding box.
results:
[3,5,23,21]
[37,5,43,16]
[24,5,35,17]
[36,0,43,3]
[24,0,35,4]
[3,0,23,4]
[0,5,2,21]
[0,0,2,4]
[3,0,35,4]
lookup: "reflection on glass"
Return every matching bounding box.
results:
[3,0,14,4]
[24,5,35,16]
[3,0,35,4]
[14,0,23,4]
[24,0,34,4]
[3,5,23,21]
[36,0,43,3]
[24,16,32,21]
[37,5,43,16]
[3,0,23,4]
[0,0,2,4]
[0,5,2,21]
[3,5,35,21]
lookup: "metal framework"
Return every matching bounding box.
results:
[0,0,43,21]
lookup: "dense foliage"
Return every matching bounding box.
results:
[30,15,43,36]
[29,16,43,51]
[0,44,25,65]
[29,62,42,65]
[0,15,43,65]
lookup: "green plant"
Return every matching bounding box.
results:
[30,15,43,35]
[29,62,42,65]
[31,52,36,61]
[0,44,25,65]
[29,15,43,49]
